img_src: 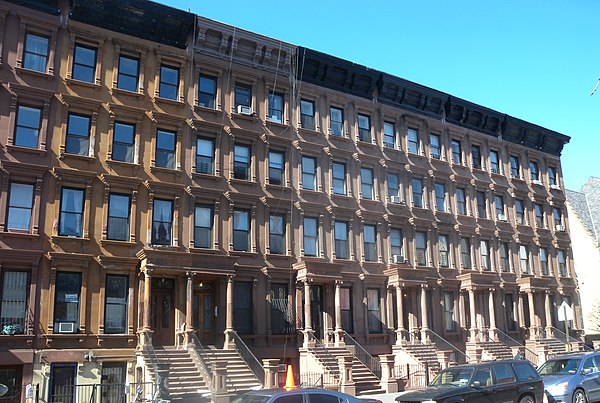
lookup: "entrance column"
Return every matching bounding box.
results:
[528,291,537,339]
[395,285,404,345]
[468,288,477,341]
[303,280,314,347]
[545,291,554,338]
[420,285,430,343]
[139,267,153,347]
[224,275,235,349]
[334,281,345,346]
[184,272,195,346]
[488,289,497,341]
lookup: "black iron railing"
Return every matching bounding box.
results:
[343,331,381,378]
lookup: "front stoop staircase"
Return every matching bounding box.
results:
[470,341,515,361]
[528,337,585,357]
[393,343,442,373]
[198,347,262,392]
[308,345,384,395]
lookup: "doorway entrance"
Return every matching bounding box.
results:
[193,282,215,345]
[151,278,175,346]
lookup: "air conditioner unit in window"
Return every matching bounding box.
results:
[532,179,542,185]
[236,105,253,115]
[392,254,406,264]
[550,184,561,190]
[556,224,565,232]
[57,322,75,333]
[497,213,507,221]
[390,196,402,204]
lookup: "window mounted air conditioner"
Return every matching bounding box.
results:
[550,184,561,190]
[392,254,405,264]
[497,213,507,221]
[390,196,402,204]
[532,179,542,185]
[57,322,76,333]
[236,105,253,116]
[556,224,565,232]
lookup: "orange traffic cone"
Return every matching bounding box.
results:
[283,364,296,391]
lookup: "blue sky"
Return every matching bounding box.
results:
[162,0,600,191]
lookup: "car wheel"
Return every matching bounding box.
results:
[573,390,587,403]
[518,396,535,403]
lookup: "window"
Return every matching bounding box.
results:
[412,177,423,208]
[476,191,487,218]
[548,166,557,186]
[117,55,139,92]
[65,113,91,156]
[341,287,353,333]
[300,99,315,130]
[198,74,217,108]
[481,240,491,271]
[471,145,482,169]
[332,162,346,195]
[357,114,371,142]
[435,182,446,212]
[388,173,400,201]
[530,161,539,182]
[494,364,516,385]
[460,238,472,269]
[269,214,285,255]
[268,93,284,123]
[510,155,520,178]
[14,104,41,148]
[364,224,377,262]
[268,150,284,185]
[233,209,250,252]
[54,272,82,333]
[515,199,525,225]
[439,234,449,268]
[334,221,349,259]
[111,121,135,163]
[152,199,172,245]
[330,106,343,136]
[444,291,456,331]
[233,282,252,334]
[451,139,462,164]
[384,122,395,148]
[430,134,441,159]
[72,44,96,83]
[540,247,549,275]
[234,84,251,109]
[155,129,176,169]
[415,231,427,266]
[196,137,214,174]
[456,187,466,215]
[554,208,563,227]
[303,217,318,257]
[490,150,500,174]
[7,183,33,231]
[558,250,567,276]
[194,205,213,249]
[495,195,505,219]
[1,271,30,335]
[302,156,317,190]
[535,204,545,228]
[234,144,251,180]
[271,284,292,335]
[500,242,510,272]
[519,245,530,274]
[23,33,48,72]
[408,128,419,154]
[158,65,179,100]
[513,362,538,382]
[104,275,128,334]
[59,187,84,237]
[360,168,374,200]
[107,193,130,241]
[390,229,403,259]
[367,289,382,333]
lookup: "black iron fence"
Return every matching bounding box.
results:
[47,382,155,403]
[395,363,437,389]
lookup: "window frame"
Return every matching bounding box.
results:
[65,112,91,156]
[535,203,545,228]
[151,198,173,246]
[234,83,252,110]
[490,150,500,174]
[106,192,131,242]
[456,187,466,215]
[480,240,491,271]
[268,92,284,124]
[476,191,487,219]
[500,242,511,272]
[0,270,31,335]
[367,288,382,334]
[460,237,472,269]
[412,177,423,208]
[14,103,42,149]
[23,32,49,73]
[268,150,285,186]
[301,156,317,191]
[196,137,215,175]
[233,143,251,180]
[198,73,217,109]
[6,182,34,232]
[510,155,520,178]
[558,250,567,277]
[471,144,482,169]
[519,245,530,274]
[232,208,251,252]
[155,128,177,170]
[53,271,82,333]
[451,139,462,164]
[360,167,374,200]
[300,99,315,130]
[515,199,525,225]
[158,64,180,101]
[357,113,371,143]
[540,247,549,276]
[329,106,344,136]
[303,217,319,257]
[116,54,140,93]
[407,128,419,154]
[384,121,396,148]
[58,187,85,238]
[194,204,213,249]
[71,43,97,83]
[334,220,349,260]
[390,228,403,260]
[332,162,346,196]
[269,213,286,255]
[434,182,446,212]
[111,121,135,163]
[363,224,377,262]
[415,231,428,266]
[530,161,540,182]
[438,234,450,268]
[104,274,128,334]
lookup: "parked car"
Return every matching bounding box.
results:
[231,387,365,403]
[395,359,544,403]
[538,351,600,403]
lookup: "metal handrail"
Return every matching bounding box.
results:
[231,331,265,386]
[141,332,160,371]
[305,331,340,382]
[495,328,539,360]
[426,329,471,364]
[547,326,593,352]
[188,332,214,390]
[343,331,381,378]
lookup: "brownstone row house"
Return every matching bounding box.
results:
[0,0,583,400]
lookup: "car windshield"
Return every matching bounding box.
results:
[538,358,582,375]
[430,367,474,386]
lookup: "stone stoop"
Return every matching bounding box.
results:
[198,347,262,393]
[394,343,442,373]
[150,347,209,402]
[475,341,515,361]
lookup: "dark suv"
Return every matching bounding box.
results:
[396,359,544,403]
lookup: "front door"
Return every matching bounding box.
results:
[310,285,323,340]
[100,363,127,403]
[151,278,175,346]
[194,283,215,345]
[50,365,76,403]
